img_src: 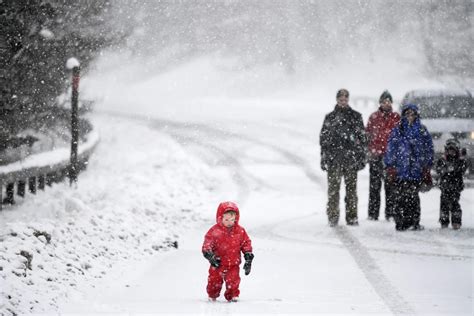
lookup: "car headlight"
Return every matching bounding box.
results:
[471,131,474,140]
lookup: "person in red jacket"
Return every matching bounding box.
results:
[202,201,253,302]
[366,91,401,221]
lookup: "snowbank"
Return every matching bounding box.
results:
[0,116,216,315]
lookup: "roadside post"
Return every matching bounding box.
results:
[66,58,80,185]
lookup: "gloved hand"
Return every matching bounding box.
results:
[203,252,221,268]
[385,167,397,183]
[355,158,367,171]
[419,167,433,192]
[320,153,328,171]
[355,149,368,171]
[243,252,254,275]
[422,167,433,186]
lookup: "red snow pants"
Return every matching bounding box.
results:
[206,265,240,301]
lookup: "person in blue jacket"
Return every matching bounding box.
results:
[384,104,434,231]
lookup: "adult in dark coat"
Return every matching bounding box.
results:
[384,104,434,231]
[366,90,400,221]
[320,89,367,226]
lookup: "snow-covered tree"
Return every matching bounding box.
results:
[0,0,122,144]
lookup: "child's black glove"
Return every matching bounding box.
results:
[243,252,254,275]
[203,252,221,268]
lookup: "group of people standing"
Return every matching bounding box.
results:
[320,89,468,231]
[199,88,468,302]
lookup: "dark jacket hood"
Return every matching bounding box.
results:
[401,103,419,116]
[400,103,421,128]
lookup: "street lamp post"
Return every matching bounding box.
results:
[66,58,80,185]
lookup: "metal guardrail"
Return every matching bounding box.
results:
[0,130,99,210]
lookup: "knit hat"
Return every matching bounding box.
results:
[445,138,460,151]
[336,89,349,98]
[379,90,393,103]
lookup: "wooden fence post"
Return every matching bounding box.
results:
[38,175,45,190]
[46,173,53,186]
[17,180,25,197]
[5,182,14,204]
[28,176,36,194]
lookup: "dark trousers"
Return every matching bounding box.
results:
[440,190,462,226]
[394,180,421,230]
[368,157,396,219]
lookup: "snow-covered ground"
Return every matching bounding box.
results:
[1,56,473,315]
[0,116,217,314]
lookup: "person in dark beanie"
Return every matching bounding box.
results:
[366,90,400,221]
[435,139,468,230]
[384,104,434,231]
[320,89,367,226]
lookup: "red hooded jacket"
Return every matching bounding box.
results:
[202,201,252,268]
[366,108,400,157]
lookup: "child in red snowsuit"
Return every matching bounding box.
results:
[202,201,253,302]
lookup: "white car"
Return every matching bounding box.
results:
[401,89,474,179]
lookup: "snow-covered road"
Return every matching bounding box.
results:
[60,111,473,315]
[2,57,472,315]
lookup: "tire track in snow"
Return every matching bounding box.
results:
[145,117,325,189]
[428,228,473,260]
[148,116,457,315]
[252,215,472,260]
[99,111,253,204]
[100,112,413,314]
[334,226,415,315]
[234,121,416,314]
[149,116,472,314]
[152,124,252,204]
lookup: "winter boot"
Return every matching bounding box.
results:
[395,222,407,231]
[347,218,359,226]
[452,223,461,230]
[410,224,424,231]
